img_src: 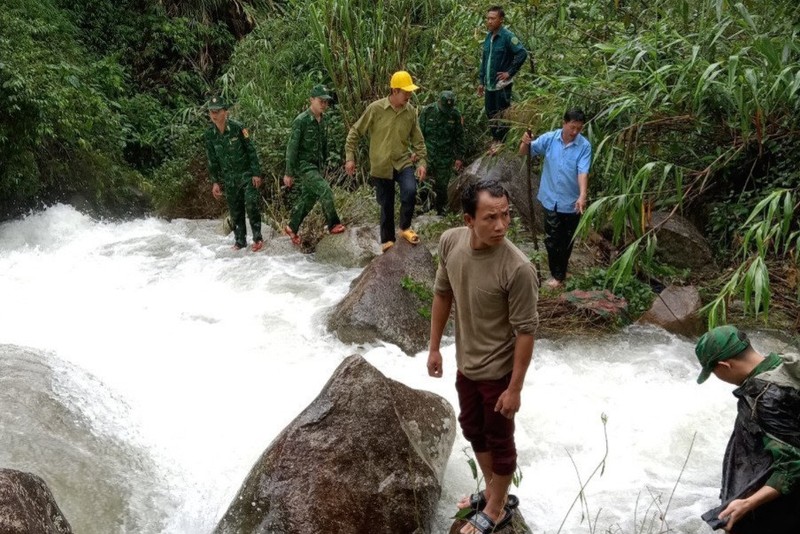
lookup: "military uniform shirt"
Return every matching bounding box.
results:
[420,102,465,168]
[204,119,261,184]
[479,27,527,91]
[285,109,328,177]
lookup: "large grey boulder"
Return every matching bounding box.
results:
[214,354,457,534]
[327,238,436,354]
[450,154,543,233]
[638,285,704,337]
[314,225,381,268]
[648,211,717,274]
[0,469,72,534]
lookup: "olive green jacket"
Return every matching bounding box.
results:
[345,97,427,179]
[420,102,465,169]
[285,109,328,177]
[204,119,261,185]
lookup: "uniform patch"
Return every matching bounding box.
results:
[242,128,250,139]
[511,36,519,45]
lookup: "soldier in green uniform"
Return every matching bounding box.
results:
[283,85,345,246]
[204,96,264,252]
[419,90,466,215]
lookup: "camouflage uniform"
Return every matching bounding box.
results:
[284,89,341,234]
[204,104,262,248]
[419,91,465,215]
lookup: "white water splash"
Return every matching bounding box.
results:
[1,205,793,533]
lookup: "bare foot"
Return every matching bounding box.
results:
[456,489,490,512]
[545,277,563,289]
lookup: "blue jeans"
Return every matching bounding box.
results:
[373,166,417,244]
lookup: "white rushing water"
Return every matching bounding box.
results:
[0,205,795,534]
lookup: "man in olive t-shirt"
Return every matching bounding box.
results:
[427,179,538,533]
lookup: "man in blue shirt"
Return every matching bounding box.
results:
[519,108,592,289]
[478,6,527,149]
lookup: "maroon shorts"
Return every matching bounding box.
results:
[455,370,517,476]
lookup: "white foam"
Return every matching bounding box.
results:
[2,205,791,533]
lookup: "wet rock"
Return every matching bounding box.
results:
[648,211,717,274]
[214,354,456,534]
[314,225,381,268]
[638,285,703,337]
[327,238,436,354]
[0,469,72,534]
[450,154,543,233]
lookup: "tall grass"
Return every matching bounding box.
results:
[504,0,799,324]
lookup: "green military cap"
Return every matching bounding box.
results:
[439,90,456,109]
[208,96,228,110]
[310,84,333,100]
[695,325,750,384]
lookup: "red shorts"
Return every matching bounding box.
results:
[455,371,517,476]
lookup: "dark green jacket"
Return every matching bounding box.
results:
[702,353,800,532]
[204,119,261,185]
[478,27,527,91]
[285,109,328,177]
[420,102,465,168]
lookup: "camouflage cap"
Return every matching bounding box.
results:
[695,325,750,384]
[439,90,456,109]
[310,84,333,100]
[207,96,228,110]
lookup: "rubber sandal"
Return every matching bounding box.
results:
[283,226,301,246]
[456,492,519,520]
[250,240,264,252]
[399,228,420,245]
[329,223,346,234]
[463,506,514,533]
[381,241,394,253]
[231,244,244,251]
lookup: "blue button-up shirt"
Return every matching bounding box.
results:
[530,129,592,213]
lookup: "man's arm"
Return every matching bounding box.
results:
[345,106,372,165]
[495,261,538,418]
[410,113,428,171]
[284,117,303,180]
[204,133,222,185]
[454,111,466,165]
[575,141,591,213]
[576,172,589,214]
[494,333,534,418]
[419,106,430,138]
[718,486,780,532]
[477,35,487,88]
[506,32,528,78]
[240,127,261,179]
[427,291,453,378]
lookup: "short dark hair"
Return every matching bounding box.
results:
[487,5,505,18]
[462,179,509,217]
[563,108,587,123]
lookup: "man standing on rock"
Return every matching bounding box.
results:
[427,179,538,534]
[479,5,528,151]
[694,325,800,534]
[344,70,427,253]
[419,90,465,215]
[519,108,591,289]
[205,96,264,252]
[283,84,346,246]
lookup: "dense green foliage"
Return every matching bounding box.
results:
[2,0,797,326]
[0,0,256,218]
